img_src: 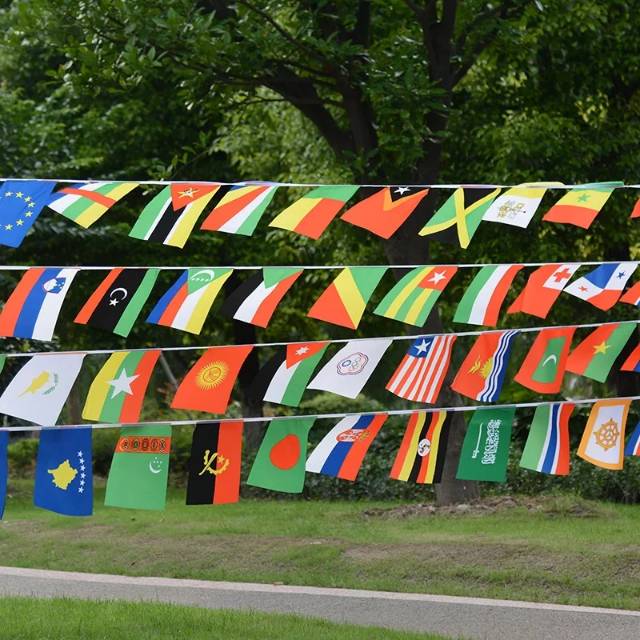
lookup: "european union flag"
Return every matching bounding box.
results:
[0,180,56,248]
[0,432,8,519]
[34,428,93,516]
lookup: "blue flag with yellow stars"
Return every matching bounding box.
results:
[0,432,8,519]
[0,180,56,248]
[34,428,93,516]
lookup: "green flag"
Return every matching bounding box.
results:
[247,417,315,493]
[456,408,514,482]
[105,424,171,510]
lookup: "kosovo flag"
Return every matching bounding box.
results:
[0,180,56,248]
[34,428,93,516]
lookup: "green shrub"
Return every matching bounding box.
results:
[7,438,38,476]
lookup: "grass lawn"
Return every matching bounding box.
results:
[0,597,450,639]
[1,481,639,610]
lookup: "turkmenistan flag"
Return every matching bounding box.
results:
[565,322,636,383]
[269,185,358,239]
[374,265,458,326]
[48,181,138,228]
[105,424,171,510]
[252,341,329,407]
[82,350,161,423]
[247,417,315,493]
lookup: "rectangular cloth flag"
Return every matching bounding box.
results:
[147,268,233,334]
[453,265,523,326]
[74,268,159,337]
[129,183,220,248]
[186,421,244,505]
[514,327,575,394]
[565,322,636,383]
[419,187,500,248]
[200,184,277,236]
[307,338,393,399]
[625,421,640,456]
[0,432,8,519]
[456,407,514,482]
[621,341,640,373]
[0,267,78,341]
[82,350,161,423]
[507,263,580,319]
[451,330,519,403]
[482,182,561,228]
[520,403,574,475]
[578,399,630,470]
[252,342,329,407]
[340,186,430,239]
[374,265,458,327]
[620,281,640,306]
[48,181,138,228]
[269,185,358,239]
[34,428,92,516]
[171,345,253,414]
[563,262,637,311]
[247,417,315,493]
[0,353,85,426]
[305,414,387,481]
[105,424,171,510]
[389,411,451,484]
[220,267,302,328]
[307,267,387,329]
[0,180,56,248]
[386,335,456,403]
[542,182,622,228]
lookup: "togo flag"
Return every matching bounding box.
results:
[563,262,637,311]
[542,182,622,229]
[105,424,171,510]
[578,399,630,470]
[306,414,387,481]
[482,183,561,228]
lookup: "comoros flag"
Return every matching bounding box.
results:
[305,414,387,481]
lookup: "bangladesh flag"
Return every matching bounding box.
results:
[247,417,315,493]
[105,424,171,510]
[456,407,514,482]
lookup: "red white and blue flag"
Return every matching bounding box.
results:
[625,421,640,456]
[305,413,387,481]
[563,262,637,310]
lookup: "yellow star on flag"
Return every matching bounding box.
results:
[593,341,610,355]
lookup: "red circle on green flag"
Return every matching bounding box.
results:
[269,434,300,470]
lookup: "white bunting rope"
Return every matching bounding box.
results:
[0,318,638,360]
[2,394,639,432]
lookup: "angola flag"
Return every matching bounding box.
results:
[373,265,458,326]
[419,187,500,248]
[565,322,635,383]
[48,181,138,228]
[514,327,575,394]
[105,424,171,510]
[389,411,451,484]
[341,186,429,239]
[82,350,161,423]
[186,421,244,505]
[307,266,387,329]
[269,185,358,239]
[171,345,253,414]
[247,417,315,493]
[578,399,630,470]
[220,267,302,328]
[200,184,277,236]
[129,183,220,248]
[74,268,159,337]
[542,182,622,229]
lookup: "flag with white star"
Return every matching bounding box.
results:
[34,428,93,516]
[0,180,56,248]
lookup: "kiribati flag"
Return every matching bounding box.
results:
[305,414,387,481]
[625,421,640,456]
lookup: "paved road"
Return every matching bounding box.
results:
[0,566,638,639]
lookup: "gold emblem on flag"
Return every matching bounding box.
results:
[199,450,230,476]
[469,357,493,379]
[594,418,620,451]
[196,361,229,390]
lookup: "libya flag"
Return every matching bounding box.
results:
[456,407,514,482]
[105,424,171,510]
[247,417,315,493]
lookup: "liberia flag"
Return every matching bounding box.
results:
[563,262,637,311]
[386,335,456,403]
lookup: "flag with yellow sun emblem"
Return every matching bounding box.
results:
[578,399,630,470]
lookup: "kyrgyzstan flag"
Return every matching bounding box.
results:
[171,345,253,414]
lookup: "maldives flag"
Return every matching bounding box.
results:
[542,182,622,229]
[507,264,580,319]
[563,263,637,311]
[565,323,636,383]
[341,186,430,239]
[514,327,575,394]
[171,345,253,414]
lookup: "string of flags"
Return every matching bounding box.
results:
[2,396,640,517]
[1,261,639,341]
[1,179,639,250]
